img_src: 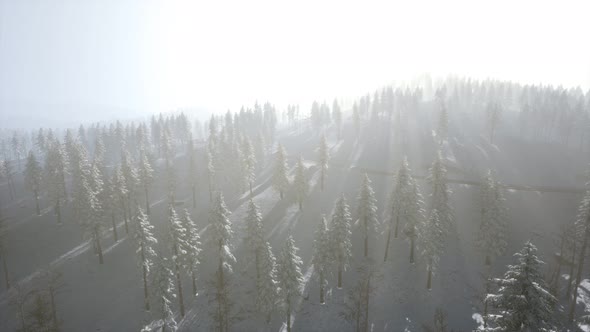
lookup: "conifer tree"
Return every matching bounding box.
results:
[318,134,329,191]
[356,173,379,258]
[420,210,445,290]
[312,216,332,304]
[44,141,67,224]
[133,208,158,311]
[150,256,177,332]
[272,143,289,200]
[168,205,188,317]
[330,194,353,288]
[138,152,154,215]
[3,159,16,200]
[482,241,556,331]
[277,235,304,332]
[187,137,199,208]
[242,137,256,195]
[257,241,279,323]
[477,171,508,265]
[24,151,43,215]
[293,156,308,211]
[427,150,453,235]
[332,99,343,140]
[569,188,590,322]
[73,175,104,264]
[245,199,265,279]
[180,209,201,296]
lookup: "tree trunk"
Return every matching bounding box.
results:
[570,226,589,323]
[55,200,62,225]
[426,265,432,290]
[34,190,40,216]
[2,256,9,289]
[191,270,197,296]
[394,215,400,238]
[566,241,577,298]
[319,270,325,304]
[321,171,325,192]
[338,262,343,288]
[174,246,185,317]
[49,286,58,331]
[145,187,150,215]
[410,237,415,264]
[364,220,368,258]
[141,243,150,311]
[95,229,103,264]
[122,200,129,234]
[384,227,392,262]
[111,214,118,242]
[249,182,253,197]
[364,275,370,332]
[286,301,291,332]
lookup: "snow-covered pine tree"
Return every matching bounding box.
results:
[272,143,289,200]
[427,150,453,235]
[112,165,130,234]
[318,134,329,192]
[477,171,508,265]
[436,96,449,145]
[244,199,265,278]
[180,208,201,296]
[482,241,557,331]
[330,194,353,288]
[569,187,590,322]
[209,193,234,331]
[419,209,445,290]
[312,216,332,304]
[121,150,139,216]
[256,241,278,323]
[167,205,188,317]
[44,141,67,224]
[149,255,177,332]
[187,136,199,208]
[138,151,154,215]
[24,151,43,215]
[293,156,308,211]
[206,145,216,201]
[384,157,425,263]
[277,235,304,332]
[356,173,379,258]
[133,207,158,310]
[242,137,256,195]
[73,175,104,264]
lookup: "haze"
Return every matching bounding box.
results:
[1,0,589,127]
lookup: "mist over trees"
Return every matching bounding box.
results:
[0,76,589,331]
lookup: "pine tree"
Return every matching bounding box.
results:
[353,103,361,139]
[113,166,130,234]
[384,158,425,263]
[256,241,279,323]
[206,145,216,202]
[121,150,139,216]
[179,209,201,297]
[138,151,154,215]
[24,151,43,215]
[477,171,508,265]
[318,134,329,192]
[209,193,234,331]
[272,143,289,200]
[569,188,590,322]
[312,216,332,304]
[483,241,556,331]
[245,199,265,278]
[427,150,453,235]
[242,137,256,195]
[277,235,304,332]
[168,205,188,317]
[133,208,158,311]
[420,209,445,290]
[73,175,104,264]
[330,194,353,288]
[44,141,67,224]
[3,159,16,200]
[150,256,177,332]
[436,96,449,145]
[187,137,199,208]
[356,173,379,258]
[293,156,308,211]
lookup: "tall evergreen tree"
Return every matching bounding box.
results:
[293,156,308,211]
[256,241,279,323]
[477,171,508,265]
[150,256,177,332]
[73,175,104,264]
[133,208,158,311]
[312,216,332,304]
[167,205,188,317]
[356,173,379,258]
[44,141,67,224]
[419,209,445,290]
[242,137,256,195]
[24,151,43,215]
[138,152,154,215]
[332,99,343,140]
[187,137,199,208]
[427,150,453,235]
[330,194,353,288]
[318,134,329,191]
[245,199,265,279]
[277,235,304,332]
[180,209,201,297]
[482,241,556,331]
[272,143,289,200]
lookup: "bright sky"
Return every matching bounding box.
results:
[0,0,589,122]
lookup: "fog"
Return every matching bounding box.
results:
[1,0,589,127]
[1,1,590,332]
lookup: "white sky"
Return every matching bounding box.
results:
[0,0,589,120]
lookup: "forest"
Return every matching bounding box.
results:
[1,77,590,331]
